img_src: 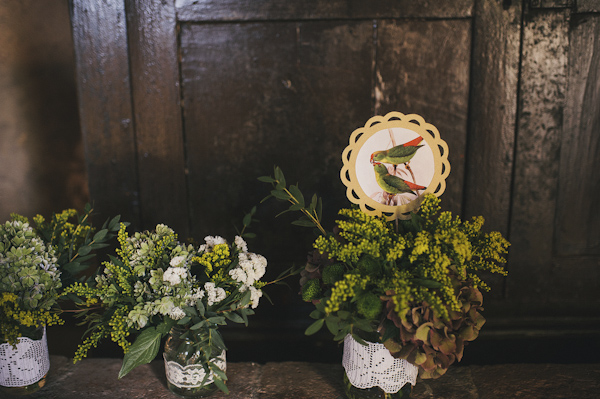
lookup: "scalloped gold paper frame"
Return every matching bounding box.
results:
[341,112,450,220]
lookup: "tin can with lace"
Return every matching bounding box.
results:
[0,326,50,396]
[342,334,417,399]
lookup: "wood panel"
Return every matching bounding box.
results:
[70,0,140,227]
[374,19,472,216]
[464,0,521,237]
[507,9,573,315]
[180,20,373,258]
[555,14,600,256]
[175,0,474,22]
[125,0,190,236]
[577,0,600,12]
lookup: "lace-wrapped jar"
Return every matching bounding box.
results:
[342,334,417,399]
[0,326,50,396]
[163,326,226,398]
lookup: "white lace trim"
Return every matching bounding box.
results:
[0,327,50,387]
[164,350,226,389]
[342,334,418,393]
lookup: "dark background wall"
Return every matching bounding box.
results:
[1,0,599,364]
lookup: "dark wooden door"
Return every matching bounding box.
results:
[71,0,600,356]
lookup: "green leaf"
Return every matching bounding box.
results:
[93,229,108,242]
[242,232,256,239]
[337,310,351,320]
[190,320,208,330]
[207,316,226,325]
[325,316,340,335]
[288,185,305,207]
[224,312,244,324]
[309,194,318,211]
[77,246,92,256]
[309,309,323,319]
[333,329,348,341]
[118,328,161,378]
[289,203,303,211]
[351,332,368,346]
[196,300,205,317]
[274,166,286,187]
[107,215,121,230]
[292,219,315,228]
[305,318,325,335]
[316,197,323,220]
[353,318,373,332]
[270,190,289,200]
[213,376,229,394]
[210,329,227,351]
[257,176,276,183]
[242,212,252,227]
[63,262,87,276]
[210,364,227,381]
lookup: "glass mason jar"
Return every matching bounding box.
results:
[163,326,226,398]
[342,334,417,399]
[0,326,50,396]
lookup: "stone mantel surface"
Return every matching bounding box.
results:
[6,356,600,398]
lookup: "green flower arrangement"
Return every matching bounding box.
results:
[1,206,123,347]
[29,204,124,285]
[261,166,509,379]
[0,220,62,346]
[66,222,277,394]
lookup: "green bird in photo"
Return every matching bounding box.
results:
[370,136,424,166]
[373,162,426,196]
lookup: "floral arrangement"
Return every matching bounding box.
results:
[29,204,124,285]
[66,222,272,393]
[0,219,62,346]
[1,206,122,347]
[261,166,509,379]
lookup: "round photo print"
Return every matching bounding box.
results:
[341,112,450,220]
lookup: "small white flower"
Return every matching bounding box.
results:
[249,286,262,309]
[168,307,186,320]
[170,255,186,267]
[204,282,226,306]
[163,267,187,285]
[234,235,248,253]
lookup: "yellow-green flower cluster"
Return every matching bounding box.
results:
[193,243,231,277]
[325,273,370,313]
[313,194,509,323]
[314,208,395,263]
[1,292,63,346]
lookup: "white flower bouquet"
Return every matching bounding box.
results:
[66,223,272,393]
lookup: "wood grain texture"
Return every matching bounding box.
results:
[125,0,189,236]
[464,0,521,237]
[555,14,600,256]
[180,20,373,257]
[70,0,140,227]
[175,0,474,22]
[507,10,571,314]
[374,19,472,217]
[577,0,600,12]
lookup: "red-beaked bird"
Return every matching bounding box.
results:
[370,136,424,165]
[373,162,426,196]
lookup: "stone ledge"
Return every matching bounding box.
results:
[5,356,600,398]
